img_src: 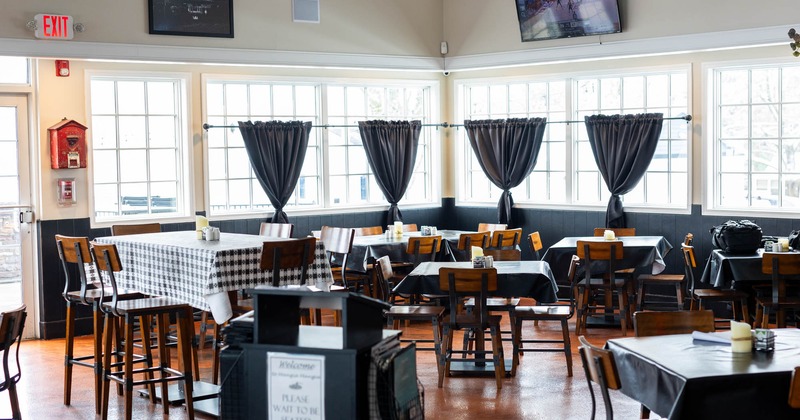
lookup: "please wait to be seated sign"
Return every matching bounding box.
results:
[34,14,74,40]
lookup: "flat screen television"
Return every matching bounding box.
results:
[514,0,621,42]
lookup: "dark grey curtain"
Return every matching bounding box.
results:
[584,113,664,228]
[358,120,421,226]
[238,121,311,223]
[464,118,547,227]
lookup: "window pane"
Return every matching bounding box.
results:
[720,70,749,105]
[249,85,271,115]
[273,85,294,116]
[91,80,117,114]
[719,174,749,207]
[600,78,621,110]
[296,85,316,116]
[645,173,669,204]
[208,148,226,179]
[91,116,117,149]
[622,76,644,109]
[720,106,749,139]
[225,84,248,115]
[148,116,176,148]
[147,82,176,114]
[206,84,224,115]
[118,116,147,148]
[149,149,177,181]
[227,148,250,179]
[119,150,147,182]
[93,150,117,183]
[117,81,145,114]
[0,57,28,84]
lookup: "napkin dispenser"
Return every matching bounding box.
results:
[421,226,437,236]
[753,329,775,352]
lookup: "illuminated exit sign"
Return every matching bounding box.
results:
[34,14,74,40]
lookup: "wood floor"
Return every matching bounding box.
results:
[0,315,644,419]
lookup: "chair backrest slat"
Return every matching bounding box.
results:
[320,226,356,255]
[373,256,394,303]
[593,227,636,237]
[762,252,800,305]
[633,310,715,337]
[354,226,383,236]
[439,267,497,326]
[578,335,622,390]
[55,235,93,303]
[89,241,124,315]
[111,223,161,236]
[407,235,442,267]
[489,228,522,248]
[478,223,506,232]
[401,223,419,233]
[259,222,294,239]
[483,248,521,261]
[528,231,543,260]
[457,232,489,251]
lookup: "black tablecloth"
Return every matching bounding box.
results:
[608,329,800,419]
[392,261,558,303]
[701,249,771,289]
[345,230,468,273]
[541,236,672,280]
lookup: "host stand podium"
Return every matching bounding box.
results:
[220,288,419,419]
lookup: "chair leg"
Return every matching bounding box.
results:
[431,316,443,379]
[124,317,135,420]
[511,318,521,377]
[618,287,628,336]
[490,324,503,390]
[8,381,20,420]
[92,305,103,414]
[640,405,651,419]
[198,311,209,350]
[177,308,196,419]
[100,314,115,420]
[636,282,645,312]
[212,321,221,385]
[155,314,170,415]
[139,315,156,403]
[754,303,763,328]
[561,318,572,377]
[675,283,685,311]
[741,299,750,326]
[438,325,451,388]
[63,302,75,406]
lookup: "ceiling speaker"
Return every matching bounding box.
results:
[293,0,320,23]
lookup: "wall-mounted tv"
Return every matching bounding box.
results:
[515,0,621,42]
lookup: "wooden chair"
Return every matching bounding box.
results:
[402,223,419,232]
[456,232,489,262]
[578,335,622,420]
[374,256,445,369]
[56,235,143,414]
[438,267,505,390]
[684,244,750,326]
[755,252,800,328]
[528,231,544,260]
[575,240,629,335]
[0,305,26,420]
[353,226,383,236]
[110,223,161,236]
[488,228,523,249]
[790,366,800,409]
[635,233,693,311]
[511,255,579,377]
[407,235,442,268]
[320,226,364,292]
[90,242,195,420]
[593,227,636,237]
[632,309,714,418]
[259,222,294,238]
[483,248,521,261]
[633,310,715,337]
[260,237,317,287]
[478,223,507,232]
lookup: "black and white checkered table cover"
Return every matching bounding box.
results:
[95,231,333,311]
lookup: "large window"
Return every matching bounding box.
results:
[709,63,800,214]
[204,78,436,216]
[205,81,320,214]
[88,73,191,222]
[457,68,690,210]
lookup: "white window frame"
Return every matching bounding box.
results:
[202,74,441,219]
[455,65,692,214]
[704,57,800,219]
[86,70,194,227]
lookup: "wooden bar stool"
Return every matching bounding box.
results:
[90,242,195,420]
[56,235,144,414]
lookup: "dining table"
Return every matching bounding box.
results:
[607,329,800,419]
[542,235,673,281]
[701,248,771,289]
[344,229,473,273]
[393,260,558,303]
[94,231,334,324]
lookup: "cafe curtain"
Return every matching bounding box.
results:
[584,113,664,228]
[358,120,421,226]
[464,118,546,227]
[238,120,311,223]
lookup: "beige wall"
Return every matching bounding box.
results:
[443,0,798,57]
[3,0,443,57]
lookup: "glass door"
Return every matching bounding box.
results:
[0,95,35,338]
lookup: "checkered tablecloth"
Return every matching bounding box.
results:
[94,231,333,313]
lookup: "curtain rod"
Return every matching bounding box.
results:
[202,115,692,130]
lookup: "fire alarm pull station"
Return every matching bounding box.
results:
[48,118,87,169]
[57,178,76,205]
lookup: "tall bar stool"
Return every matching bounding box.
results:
[56,235,143,414]
[0,305,26,420]
[90,242,196,420]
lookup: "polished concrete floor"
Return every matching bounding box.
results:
[0,311,644,419]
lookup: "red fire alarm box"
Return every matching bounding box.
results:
[48,118,87,169]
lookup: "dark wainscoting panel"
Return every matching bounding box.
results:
[36,205,443,338]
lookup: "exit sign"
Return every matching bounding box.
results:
[34,14,74,40]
